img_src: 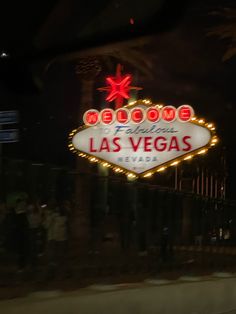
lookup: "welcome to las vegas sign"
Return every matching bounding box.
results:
[69,100,218,178]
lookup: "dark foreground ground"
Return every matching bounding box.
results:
[1,242,236,300]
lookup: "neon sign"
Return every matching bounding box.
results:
[83,105,194,126]
[69,100,218,178]
[98,64,142,108]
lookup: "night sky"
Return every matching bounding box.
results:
[0,0,236,197]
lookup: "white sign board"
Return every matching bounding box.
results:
[72,114,212,175]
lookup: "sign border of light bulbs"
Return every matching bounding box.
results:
[69,100,218,178]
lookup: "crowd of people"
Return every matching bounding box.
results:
[0,190,175,277]
[0,199,70,272]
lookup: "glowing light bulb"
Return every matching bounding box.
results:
[198,149,207,154]
[144,172,152,177]
[157,167,166,172]
[184,155,193,160]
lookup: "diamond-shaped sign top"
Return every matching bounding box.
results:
[69,103,217,178]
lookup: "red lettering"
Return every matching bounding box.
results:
[116,109,129,124]
[154,137,167,151]
[146,107,160,122]
[100,138,110,152]
[129,137,142,152]
[182,136,192,151]
[113,137,121,152]
[144,137,152,152]
[178,105,194,122]
[100,109,114,124]
[84,110,99,126]
[162,106,176,122]
[89,138,97,152]
[168,136,180,151]
[83,105,195,125]
[130,108,144,123]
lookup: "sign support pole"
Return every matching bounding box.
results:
[175,167,178,190]
[0,125,2,199]
[0,111,19,200]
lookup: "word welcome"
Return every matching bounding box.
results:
[83,105,194,126]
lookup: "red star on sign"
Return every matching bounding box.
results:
[98,64,142,109]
